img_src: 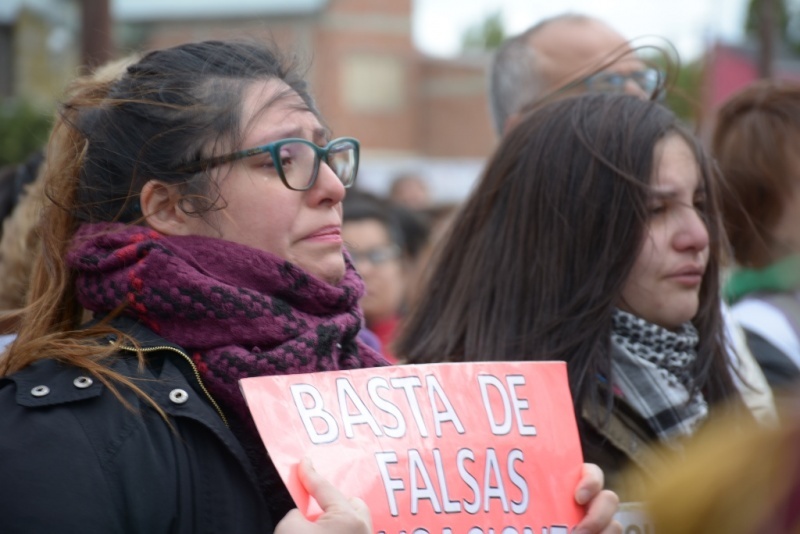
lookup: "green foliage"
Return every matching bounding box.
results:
[639,50,704,124]
[664,60,705,124]
[461,11,506,52]
[0,100,52,167]
[745,0,800,55]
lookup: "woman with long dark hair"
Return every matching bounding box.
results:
[397,93,742,497]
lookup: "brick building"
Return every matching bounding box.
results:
[0,0,80,106]
[3,0,496,200]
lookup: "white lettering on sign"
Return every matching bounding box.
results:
[478,375,538,437]
[290,374,468,442]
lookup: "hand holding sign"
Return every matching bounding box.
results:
[573,464,622,534]
[276,457,372,534]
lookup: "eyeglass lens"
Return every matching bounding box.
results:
[348,245,400,265]
[326,140,358,187]
[589,69,658,95]
[276,140,357,190]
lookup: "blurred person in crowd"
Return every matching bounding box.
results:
[0,56,140,352]
[388,171,432,211]
[488,12,776,426]
[0,151,43,241]
[488,13,658,137]
[405,201,461,311]
[642,395,800,533]
[0,151,44,348]
[342,191,422,362]
[0,157,44,315]
[0,40,618,533]
[0,158,44,351]
[716,81,800,392]
[396,93,746,500]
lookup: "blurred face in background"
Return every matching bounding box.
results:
[619,134,710,330]
[389,176,431,211]
[530,18,648,98]
[343,218,406,324]
[503,18,653,135]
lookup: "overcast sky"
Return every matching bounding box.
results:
[412,0,751,61]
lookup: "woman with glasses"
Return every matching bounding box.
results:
[0,40,618,533]
[396,93,745,500]
[342,191,423,362]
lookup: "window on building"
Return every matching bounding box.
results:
[342,54,406,113]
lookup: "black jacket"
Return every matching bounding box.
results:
[744,329,800,391]
[0,319,275,534]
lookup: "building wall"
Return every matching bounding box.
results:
[312,0,418,155]
[12,6,80,109]
[121,18,313,61]
[419,56,495,158]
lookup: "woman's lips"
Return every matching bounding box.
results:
[305,226,342,243]
[667,265,705,287]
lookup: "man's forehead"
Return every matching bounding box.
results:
[529,19,643,89]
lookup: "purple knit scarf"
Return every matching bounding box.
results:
[68,223,388,429]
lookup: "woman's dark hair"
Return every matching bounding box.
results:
[76,40,317,223]
[396,93,736,419]
[713,80,800,268]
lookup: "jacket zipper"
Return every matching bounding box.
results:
[117,343,229,427]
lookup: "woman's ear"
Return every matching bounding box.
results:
[140,180,196,236]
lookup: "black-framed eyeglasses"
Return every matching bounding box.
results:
[558,67,663,99]
[177,137,360,191]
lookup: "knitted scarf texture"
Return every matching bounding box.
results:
[68,223,388,517]
[610,309,708,446]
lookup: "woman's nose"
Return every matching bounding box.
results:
[310,162,346,204]
[674,207,709,252]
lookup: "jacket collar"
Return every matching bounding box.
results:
[94,314,186,352]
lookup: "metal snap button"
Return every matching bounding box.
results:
[73,376,93,389]
[169,389,189,405]
[336,343,342,349]
[31,385,50,397]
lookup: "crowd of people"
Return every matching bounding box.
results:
[1,10,799,534]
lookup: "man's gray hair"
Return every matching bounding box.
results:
[488,13,594,136]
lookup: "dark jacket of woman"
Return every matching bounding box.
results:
[581,391,672,501]
[0,318,275,534]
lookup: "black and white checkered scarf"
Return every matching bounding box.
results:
[610,309,708,447]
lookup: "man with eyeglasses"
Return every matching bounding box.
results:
[487,12,778,430]
[488,14,656,137]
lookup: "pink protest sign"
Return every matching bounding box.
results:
[239,361,584,534]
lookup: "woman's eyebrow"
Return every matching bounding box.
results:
[245,124,331,148]
[246,126,304,147]
[649,188,679,200]
[314,127,332,144]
